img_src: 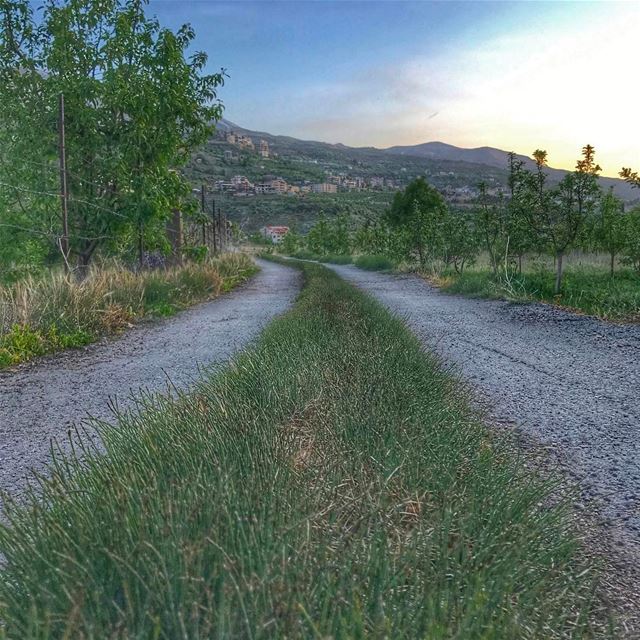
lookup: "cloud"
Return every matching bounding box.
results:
[257,3,640,172]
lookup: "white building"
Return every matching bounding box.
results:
[261,225,290,244]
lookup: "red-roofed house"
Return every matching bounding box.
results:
[261,226,290,244]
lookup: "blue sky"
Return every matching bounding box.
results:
[145,0,640,174]
[53,1,640,173]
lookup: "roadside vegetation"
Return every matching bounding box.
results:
[438,261,640,321]
[276,146,640,321]
[0,261,609,637]
[0,253,256,368]
[0,0,225,280]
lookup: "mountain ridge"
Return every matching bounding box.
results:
[214,118,637,201]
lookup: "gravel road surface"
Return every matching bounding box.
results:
[329,265,640,543]
[0,259,300,496]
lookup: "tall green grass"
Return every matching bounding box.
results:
[441,266,640,321]
[0,253,257,367]
[354,254,394,271]
[0,262,606,638]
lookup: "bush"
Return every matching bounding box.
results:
[354,254,394,271]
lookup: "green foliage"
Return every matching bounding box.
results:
[0,261,602,637]
[513,146,602,293]
[592,189,627,274]
[0,0,224,270]
[441,209,479,273]
[354,254,394,271]
[306,214,351,255]
[387,177,448,265]
[621,207,640,272]
[442,264,640,321]
[279,228,301,254]
[0,324,93,366]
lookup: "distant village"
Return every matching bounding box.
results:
[214,129,508,203]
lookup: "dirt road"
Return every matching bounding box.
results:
[0,259,300,495]
[329,265,640,545]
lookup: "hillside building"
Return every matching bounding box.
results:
[261,225,289,244]
[260,139,270,158]
[312,183,338,194]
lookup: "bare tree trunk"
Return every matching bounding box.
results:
[554,251,564,295]
[610,251,615,277]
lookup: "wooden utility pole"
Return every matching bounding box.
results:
[166,209,183,266]
[217,207,223,251]
[58,93,70,272]
[211,199,217,253]
[201,183,206,245]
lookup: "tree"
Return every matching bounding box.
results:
[0,0,225,272]
[306,214,351,255]
[620,167,640,189]
[594,188,626,275]
[505,152,537,273]
[306,215,331,255]
[621,207,640,273]
[441,209,478,273]
[387,177,447,265]
[475,182,504,276]
[280,228,301,255]
[522,146,601,294]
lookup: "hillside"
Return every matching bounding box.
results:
[384,140,636,201]
[183,119,638,232]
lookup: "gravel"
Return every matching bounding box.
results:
[328,265,640,545]
[0,259,300,496]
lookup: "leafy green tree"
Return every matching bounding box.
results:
[594,188,626,275]
[475,182,504,276]
[0,0,224,271]
[306,215,331,255]
[619,167,640,189]
[505,152,537,273]
[306,214,350,255]
[621,207,640,272]
[280,228,301,255]
[387,177,447,265]
[522,146,601,294]
[441,210,478,273]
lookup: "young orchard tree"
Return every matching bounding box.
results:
[506,152,537,273]
[523,146,601,294]
[619,168,640,272]
[280,228,301,255]
[387,177,447,266]
[441,209,478,273]
[594,188,626,275]
[306,215,328,255]
[620,207,640,272]
[0,0,225,271]
[620,167,640,189]
[475,182,504,276]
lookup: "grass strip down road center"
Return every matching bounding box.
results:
[0,260,605,638]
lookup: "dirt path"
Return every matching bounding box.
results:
[0,259,300,496]
[329,265,640,546]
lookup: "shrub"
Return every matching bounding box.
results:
[354,254,394,271]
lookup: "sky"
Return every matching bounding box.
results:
[149,1,639,175]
